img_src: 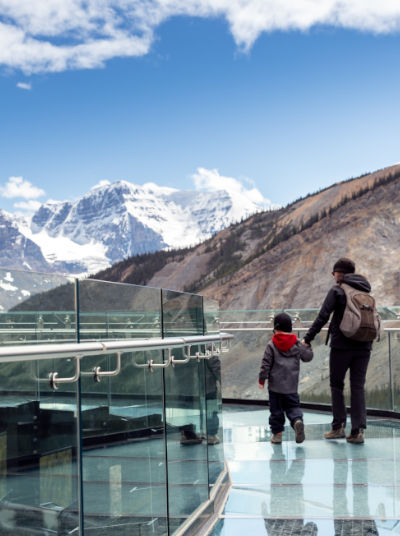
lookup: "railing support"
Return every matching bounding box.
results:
[171,345,192,366]
[49,356,81,390]
[133,348,174,371]
[93,352,122,382]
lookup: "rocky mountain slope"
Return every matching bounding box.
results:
[94,164,400,403]
[97,164,400,309]
[0,180,272,275]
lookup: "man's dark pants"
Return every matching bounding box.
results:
[329,347,371,432]
[269,391,303,434]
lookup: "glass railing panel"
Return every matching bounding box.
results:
[0,355,80,535]
[220,327,271,401]
[162,290,208,534]
[284,308,321,323]
[378,306,400,320]
[204,298,219,336]
[364,329,391,410]
[77,280,168,534]
[203,298,224,494]
[219,309,276,331]
[0,269,79,534]
[295,330,331,405]
[0,268,76,347]
[219,309,396,412]
[297,328,391,410]
[219,325,323,403]
[78,279,161,342]
[391,330,400,412]
[222,307,399,323]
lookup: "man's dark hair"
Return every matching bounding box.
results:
[333,257,355,274]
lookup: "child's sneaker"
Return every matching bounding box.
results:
[294,420,305,443]
[324,426,345,439]
[271,432,282,444]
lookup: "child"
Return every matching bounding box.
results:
[258,312,313,444]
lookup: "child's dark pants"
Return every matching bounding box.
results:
[269,391,303,434]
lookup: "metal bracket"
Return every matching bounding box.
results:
[171,345,192,366]
[92,352,121,382]
[220,339,231,353]
[189,344,212,361]
[133,348,173,371]
[49,356,81,391]
[211,342,222,355]
[80,342,121,382]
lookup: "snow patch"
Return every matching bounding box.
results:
[21,227,109,273]
[0,281,18,291]
[4,272,14,282]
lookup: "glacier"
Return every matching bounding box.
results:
[1,180,275,276]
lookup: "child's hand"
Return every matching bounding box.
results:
[258,383,265,390]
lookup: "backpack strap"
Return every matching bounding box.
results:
[325,327,331,346]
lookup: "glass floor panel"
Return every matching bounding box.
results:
[210,405,400,535]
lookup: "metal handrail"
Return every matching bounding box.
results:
[221,325,400,332]
[0,333,233,389]
[0,333,233,364]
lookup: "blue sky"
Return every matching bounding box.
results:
[1,1,400,212]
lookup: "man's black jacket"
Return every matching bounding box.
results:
[303,274,373,350]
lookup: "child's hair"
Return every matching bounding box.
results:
[273,312,292,333]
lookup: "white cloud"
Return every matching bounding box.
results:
[13,199,42,211]
[0,176,45,199]
[91,180,111,190]
[1,1,400,74]
[16,81,31,90]
[192,167,274,208]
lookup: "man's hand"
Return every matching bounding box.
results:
[301,339,311,347]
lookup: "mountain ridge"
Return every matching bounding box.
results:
[94,164,400,309]
[0,179,273,275]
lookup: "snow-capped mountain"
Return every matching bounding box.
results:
[2,180,275,275]
[0,210,53,273]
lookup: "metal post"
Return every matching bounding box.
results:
[388,332,394,411]
[75,278,84,536]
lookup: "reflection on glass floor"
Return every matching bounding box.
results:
[0,396,224,535]
[212,405,400,536]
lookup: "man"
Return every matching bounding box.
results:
[302,258,373,443]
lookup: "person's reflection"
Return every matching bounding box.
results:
[180,351,222,446]
[205,354,222,445]
[262,445,318,535]
[332,451,378,535]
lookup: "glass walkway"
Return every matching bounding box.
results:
[211,404,400,535]
[0,267,399,535]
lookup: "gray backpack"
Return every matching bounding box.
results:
[339,283,380,342]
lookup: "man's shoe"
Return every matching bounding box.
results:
[324,427,345,439]
[180,431,203,445]
[294,420,305,443]
[271,432,282,444]
[207,434,220,445]
[346,430,364,444]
